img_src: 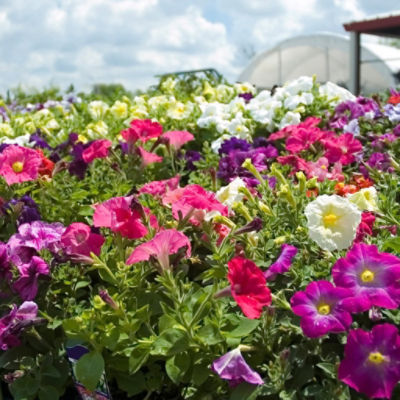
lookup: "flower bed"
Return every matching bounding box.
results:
[0,75,400,399]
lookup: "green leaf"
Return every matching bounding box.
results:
[10,375,40,400]
[38,386,60,400]
[225,319,260,338]
[316,362,336,378]
[116,372,146,396]
[382,237,400,253]
[129,347,150,374]
[230,383,259,400]
[197,324,224,345]
[151,328,189,356]
[75,351,105,391]
[166,353,191,384]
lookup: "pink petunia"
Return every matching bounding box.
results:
[162,130,194,150]
[60,222,105,259]
[137,147,163,167]
[285,126,332,154]
[305,157,344,182]
[139,175,180,197]
[227,257,272,319]
[121,119,163,144]
[0,145,42,185]
[165,184,228,226]
[323,133,362,165]
[82,140,112,163]
[264,244,298,281]
[126,229,191,271]
[269,117,321,141]
[93,196,148,239]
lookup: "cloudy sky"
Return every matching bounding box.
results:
[0,0,399,93]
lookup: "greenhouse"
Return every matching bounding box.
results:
[239,33,400,93]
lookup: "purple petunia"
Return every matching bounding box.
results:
[211,347,264,387]
[338,324,400,399]
[3,195,41,225]
[0,242,12,281]
[332,243,400,313]
[13,256,50,301]
[291,280,352,338]
[264,244,297,281]
[0,301,39,350]
[219,137,251,155]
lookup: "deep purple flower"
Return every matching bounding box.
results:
[238,93,253,103]
[393,124,400,137]
[184,150,203,171]
[29,130,52,150]
[50,132,79,162]
[264,244,297,281]
[0,301,39,350]
[219,137,251,155]
[332,243,400,313]
[338,324,400,399]
[291,280,352,338]
[363,153,393,177]
[4,195,41,225]
[13,256,50,301]
[211,348,264,387]
[0,242,12,281]
[235,218,263,235]
[252,137,270,148]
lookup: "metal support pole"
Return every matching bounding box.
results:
[349,31,360,94]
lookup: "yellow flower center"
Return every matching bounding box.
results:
[361,269,374,283]
[12,161,24,173]
[323,213,338,227]
[364,191,371,201]
[320,165,327,170]
[317,303,331,315]
[368,352,385,364]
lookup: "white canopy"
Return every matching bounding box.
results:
[238,33,400,94]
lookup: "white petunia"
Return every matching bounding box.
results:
[347,187,379,212]
[216,177,246,210]
[88,100,109,120]
[305,194,362,251]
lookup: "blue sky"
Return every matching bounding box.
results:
[0,0,399,92]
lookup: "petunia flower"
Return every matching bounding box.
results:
[347,186,379,212]
[323,133,362,165]
[211,347,264,387]
[0,145,42,185]
[93,196,148,240]
[332,243,400,313]
[304,194,362,251]
[121,119,163,144]
[264,244,298,281]
[137,146,163,167]
[354,212,376,243]
[60,222,105,259]
[82,139,112,163]
[290,280,352,338]
[0,302,39,350]
[138,175,180,197]
[126,229,191,271]
[13,256,50,301]
[227,257,272,319]
[162,130,194,150]
[0,242,12,281]
[338,324,400,399]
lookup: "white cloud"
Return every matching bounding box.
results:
[0,0,399,93]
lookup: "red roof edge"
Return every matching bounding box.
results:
[344,15,400,32]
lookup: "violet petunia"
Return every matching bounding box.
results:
[13,256,50,301]
[0,301,39,350]
[332,243,400,313]
[211,347,264,387]
[0,242,12,281]
[338,324,400,399]
[264,244,297,281]
[291,280,352,338]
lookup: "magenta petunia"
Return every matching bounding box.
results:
[264,244,297,281]
[227,257,272,319]
[0,145,42,185]
[323,133,362,165]
[126,229,191,271]
[93,196,148,240]
[332,243,400,313]
[211,348,264,387]
[162,130,194,150]
[291,280,352,338]
[0,301,39,350]
[60,222,105,259]
[121,119,163,144]
[13,256,50,301]
[82,139,112,163]
[338,324,400,399]
[137,146,163,167]
[138,175,180,197]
